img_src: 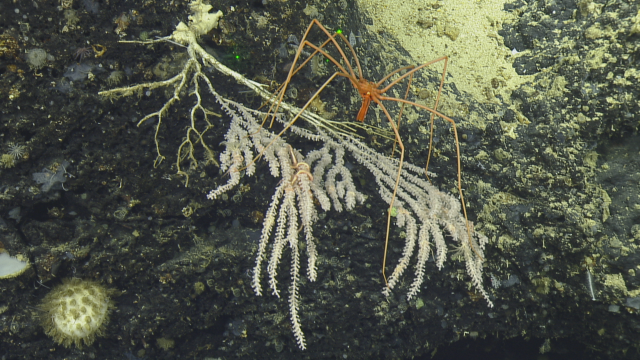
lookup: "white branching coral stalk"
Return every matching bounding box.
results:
[332,135,491,304]
[99,0,493,350]
[206,102,366,348]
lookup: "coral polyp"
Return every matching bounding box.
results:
[74,47,92,62]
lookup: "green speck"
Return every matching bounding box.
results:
[194,281,205,295]
[390,207,398,217]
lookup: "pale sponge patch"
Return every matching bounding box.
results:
[172,0,223,44]
[188,0,222,36]
[0,252,29,279]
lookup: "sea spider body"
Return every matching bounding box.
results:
[355,79,382,122]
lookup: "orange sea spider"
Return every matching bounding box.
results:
[259,19,481,285]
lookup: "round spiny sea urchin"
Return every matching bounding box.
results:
[40,278,118,348]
